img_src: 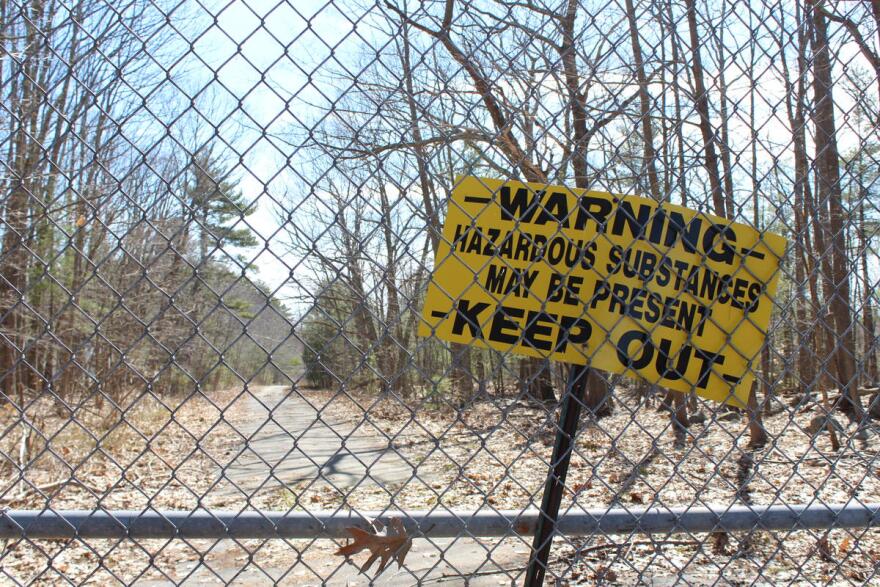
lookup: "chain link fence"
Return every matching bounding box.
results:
[2,0,880,584]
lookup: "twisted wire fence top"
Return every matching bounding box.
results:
[1,0,880,584]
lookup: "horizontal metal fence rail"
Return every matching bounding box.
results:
[3,504,880,540]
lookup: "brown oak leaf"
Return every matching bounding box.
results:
[335,518,412,575]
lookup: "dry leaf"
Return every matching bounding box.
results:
[846,569,866,581]
[817,536,836,563]
[572,481,592,493]
[839,536,852,554]
[711,532,729,555]
[594,565,617,582]
[335,518,412,575]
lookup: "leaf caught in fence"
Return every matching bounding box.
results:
[336,518,413,575]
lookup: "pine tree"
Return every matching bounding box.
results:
[186,152,258,266]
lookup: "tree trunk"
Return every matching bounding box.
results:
[712,10,736,218]
[664,0,689,206]
[778,2,822,393]
[557,0,613,411]
[860,201,877,383]
[583,369,612,416]
[747,382,768,447]
[391,0,556,402]
[624,0,660,198]
[684,0,727,218]
[451,343,474,402]
[0,186,29,407]
[809,1,862,421]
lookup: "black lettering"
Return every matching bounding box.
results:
[693,348,725,389]
[606,245,622,274]
[452,299,490,338]
[685,266,702,296]
[453,223,468,246]
[557,316,592,353]
[547,237,566,264]
[660,298,678,329]
[733,278,749,307]
[640,251,656,280]
[695,306,710,336]
[500,186,540,222]
[677,300,697,332]
[609,283,629,314]
[672,260,691,289]
[485,265,507,294]
[483,228,501,255]
[616,330,653,369]
[644,292,661,323]
[716,274,733,304]
[580,241,597,269]
[524,311,554,351]
[498,233,514,257]
[611,201,652,238]
[548,274,583,305]
[530,234,547,262]
[703,223,736,265]
[628,288,646,320]
[590,281,610,309]
[575,196,613,231]
[465,230,483,254]
[665,212,701,254]
[656,338,691,380]
[547,273,564,302]
[564,276,583,305]
[514,233,531,260]
[649,208,666,244]
[488,305,524,343]
[699,267,719,300]
[535,191,569,225]
[656,258,671,287]
[747,282,762,311]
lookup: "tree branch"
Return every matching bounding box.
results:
[384,0,545,182]
[337,131,489,159]
[815,4,880,73]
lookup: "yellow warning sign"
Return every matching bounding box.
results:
[419,176,786,407]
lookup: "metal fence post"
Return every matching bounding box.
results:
[525,364,591,586]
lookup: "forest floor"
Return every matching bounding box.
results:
[1,384,879,585]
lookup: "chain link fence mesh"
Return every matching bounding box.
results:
[2,0,880,584]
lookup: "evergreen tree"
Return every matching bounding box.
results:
[186,152,258,266]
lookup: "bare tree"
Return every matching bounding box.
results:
[808,0,863,421]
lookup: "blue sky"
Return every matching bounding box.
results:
[150,0,876,315]
[159,0,387,309]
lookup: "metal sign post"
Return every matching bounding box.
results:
[524,363,591,586]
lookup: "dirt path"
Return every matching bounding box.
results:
[197,386,530,585]
[221,385,415,495]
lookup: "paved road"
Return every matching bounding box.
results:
[221,385,415,494]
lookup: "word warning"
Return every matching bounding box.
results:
[419,176,786,407]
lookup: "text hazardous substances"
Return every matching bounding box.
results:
[419,176,786,407]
